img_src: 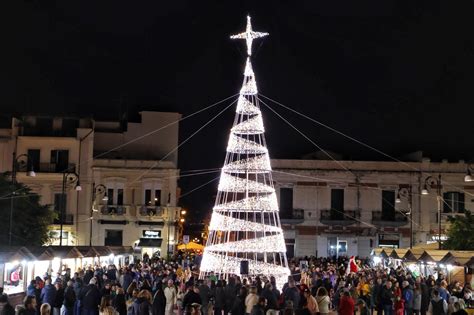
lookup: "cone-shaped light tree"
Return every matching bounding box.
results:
[200,16,290,289]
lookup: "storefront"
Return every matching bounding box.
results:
[137,229,163,258]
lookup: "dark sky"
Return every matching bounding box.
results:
[2,0,474,222]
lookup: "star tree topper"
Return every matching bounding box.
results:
[230,16,269,56]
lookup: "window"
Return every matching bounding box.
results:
[154,189,161,206]
[53,193,66,224]
[105,230,123,246]
[443,192,465,213]
[50,150,69,172]
[279,188,293,219]
[330,189,344,219]
[382,190,396,220]
[27,149,40,172]
[145,189,152,205]
[105,182,125,206]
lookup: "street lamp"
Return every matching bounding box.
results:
[10,152,36,246]
[396,186,413,248]
[421,175,442,249]
[90,183,107,246]
[60,171,81,246]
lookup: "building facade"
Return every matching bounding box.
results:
[272,157,473,258]
[0,111,181,257]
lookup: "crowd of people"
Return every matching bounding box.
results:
[0,255,472,315]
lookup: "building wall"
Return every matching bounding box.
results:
[273,158,473,258]
[0,113,181,255]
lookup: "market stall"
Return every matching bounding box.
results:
[94,246,113,266]
[0,247,36,296]
[47,246,83,279]
[75,246,100,269]
[371,248,389,266]
[439,251,474,284]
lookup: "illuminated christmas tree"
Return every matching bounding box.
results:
[200,16,290,289]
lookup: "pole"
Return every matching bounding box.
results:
[437,174,442,250]
[60,172,66,246]
[167,217,170,258]
[408,185,413,249]
[90,183,95,247]
[9,152,17,246]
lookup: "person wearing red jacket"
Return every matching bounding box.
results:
[338,291,355,315]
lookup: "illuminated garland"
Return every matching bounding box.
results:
[236,95,260,115]
[227,134,268,154]
[222,154,271,173]
[213,194,279,212]
[209,212,282,232]
[231,114,265,134]
[218,172,275,193]
[206,234,286,253]
[240,76,258,95]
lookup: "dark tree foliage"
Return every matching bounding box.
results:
[444,210,474,250]
[0,173,55,246]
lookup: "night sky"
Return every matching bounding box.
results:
[3,1,474,223]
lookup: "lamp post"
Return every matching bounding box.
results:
[421,174,442,249]
[464,164,474,182]
[90,183,107,246]
[10,152,36,246]
[396,185,413,248]
[60,171,81,246]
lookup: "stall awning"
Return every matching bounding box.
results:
[27,247,54,261]
[390,248,410,259]
[177,242,204,251]
[0,246,38,263]
[94,246,112,257]
[439,251,474,266]
[371,248,388,258]
[419,250,450,263]
[75,246,100,258]
[47,246,83,259]
[403,248,425,262]
[137,238,163,247]
[108,246,134,255]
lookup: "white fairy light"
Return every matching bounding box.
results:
[209,212,282,232]
[231,114,264,134]
[230,16,269,56]
[227,134,268,154]
[213,193,278,212]
[206,234,286,253]
[223,154,271,173]
[218,172,274,193]
[240,75,258,95]
[201,16,289,288]
[236,95,260,115]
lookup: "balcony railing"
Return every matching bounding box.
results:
[100,205,128,216]
[138,206,163,217]
[53,214,74,225]
[280,209,305,224]
[320,209,360,226]
[372,210,408,227]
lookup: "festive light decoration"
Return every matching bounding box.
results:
[218,172,274,193]
[213,194,278,212]
[230,16,269,56]
[236,95,260,115]
[231,114,264,134]
[206,234,286,253]
[222,154,271,173]
[209,212,282,232]
[201,16,289,290]
[227,134,268,154]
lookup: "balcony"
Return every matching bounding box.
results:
[100,205,128,216]
[320,209,360,226]
[53,214,74,225]
[280,208,305,224]
[372,210,408,227]
[138,206,163,218]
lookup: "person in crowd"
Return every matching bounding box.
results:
[381,280,395,315]
[428,289,448,315]
[260,283,278,315]
[27,281,36,297]
[163,280,176,315]
[81,278,101,315]
[40,303,51,315]
[413,283,422,315]
[198,280,211,315]
[315,287,330,315]
[99,296,116,315]
[18,296,37,315]
[152,285,166,315]
[303,288,319,315]
[283,280,300,312]
[213,280,225,315]
[53,282,64,315]
[62,280,76,315]
[403,280,414,315]
[131,290,152,315]
[338,291,355,315]
[357,299,370,315]
[41,279,57,308]
[114,288,127,315]
[250,297,266,315]
[231,287,247,315]
[224,278,238,315]
[245,287,258,315]
[182,285,201,312]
